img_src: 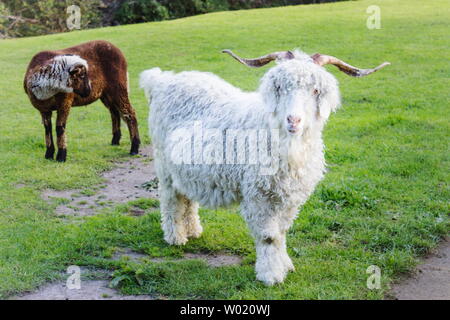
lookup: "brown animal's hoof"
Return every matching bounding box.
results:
[45,147,55,160]
[56,149,67,162]
[130,138,140,155]
[111,132,121,145]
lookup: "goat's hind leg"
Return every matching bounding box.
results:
[160,185,189,246]
[181,196,202,239]
[41,111,55,160]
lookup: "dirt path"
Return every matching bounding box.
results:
[391,238,450,300]
[42,145,159,216]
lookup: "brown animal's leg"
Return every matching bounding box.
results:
[41,111,55,160]
[106,91,140,155]
[101,97,121,146]
[110,108,121,145]
[122,108,140,155]
[55,105,71,162]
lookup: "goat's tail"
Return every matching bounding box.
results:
[139,67,163,98]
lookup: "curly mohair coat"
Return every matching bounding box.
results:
[140,50,388,285]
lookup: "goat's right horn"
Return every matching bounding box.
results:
[222,49,294,68]
[311,53,390,77]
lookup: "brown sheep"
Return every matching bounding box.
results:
[24,40,140,162]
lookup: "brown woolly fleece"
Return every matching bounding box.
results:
[24,40,140,162]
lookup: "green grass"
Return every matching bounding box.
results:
[0,0,448,299]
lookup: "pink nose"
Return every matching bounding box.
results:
[287,115,301,125]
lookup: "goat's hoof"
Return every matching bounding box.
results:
[56,149,67,162]
[187,226,203,239]
[282,255,295,273]
[256,271,285,286]
[164,235,188,246]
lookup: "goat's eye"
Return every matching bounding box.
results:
[313,89,320,95]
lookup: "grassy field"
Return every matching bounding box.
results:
[0,0,448,299]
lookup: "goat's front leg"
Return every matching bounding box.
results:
[254,230,287,286]
[41,111,55,160]
[55,100,72,162]
[243,205,290,285]
[275,207,299,274]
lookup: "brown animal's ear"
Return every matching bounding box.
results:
[69,64,84,76]
[38,63,51,75]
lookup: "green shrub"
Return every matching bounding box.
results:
[115,0,169,24]
[1,0,351,37]
[0,0,103,38]
[168,0,230,17]
[116,0,349,24]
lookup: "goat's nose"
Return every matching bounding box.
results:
[287,115,301,124]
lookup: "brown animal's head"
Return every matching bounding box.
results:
[69,63,91,98]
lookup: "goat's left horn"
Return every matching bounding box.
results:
[222,49,294,68]
[311,53,390,77]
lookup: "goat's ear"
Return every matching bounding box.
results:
[317,86,341,119]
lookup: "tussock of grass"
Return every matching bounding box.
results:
[0,0,449,299]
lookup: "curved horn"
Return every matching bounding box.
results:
[311,53,390,77]
[222,49,294,68]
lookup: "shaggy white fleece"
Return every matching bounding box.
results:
[28,55,88,100]
[140,50,341,285]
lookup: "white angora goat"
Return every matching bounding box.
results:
[140,49,389,285]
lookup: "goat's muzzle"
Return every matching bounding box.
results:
[286,115,301,134]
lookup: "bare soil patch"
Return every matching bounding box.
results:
[391,238,450,300]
